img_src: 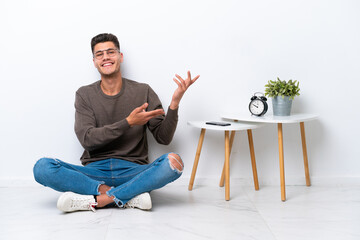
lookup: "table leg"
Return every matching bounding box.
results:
[220,130,236,187]
[188,128,206,191]
[225,130,230,200]
[300,122,311,186]
[278,123,286,201]
[247,129,259,191]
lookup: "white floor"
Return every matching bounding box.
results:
[1,183,360,240]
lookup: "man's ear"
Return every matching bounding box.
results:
[120,53,124,63]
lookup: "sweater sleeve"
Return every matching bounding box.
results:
[146,87,178,145]
[74,92,131,151]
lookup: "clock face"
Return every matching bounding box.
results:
[249,99,265,115]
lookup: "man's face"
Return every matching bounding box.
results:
[93,41,123,77]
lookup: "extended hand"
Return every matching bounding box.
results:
[170,71,200,110]
[126,103,165,127]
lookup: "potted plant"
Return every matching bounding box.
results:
[264,77,300,116]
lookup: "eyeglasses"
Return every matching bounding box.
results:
[93,48,120,60]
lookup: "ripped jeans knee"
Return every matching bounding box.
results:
[168,153,184,172]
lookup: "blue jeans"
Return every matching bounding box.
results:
[33,153,182,206]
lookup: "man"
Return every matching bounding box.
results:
[33,33,199,212]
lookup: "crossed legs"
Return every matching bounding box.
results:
[33,153,183,209]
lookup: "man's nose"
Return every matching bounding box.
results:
[103,51,111,59]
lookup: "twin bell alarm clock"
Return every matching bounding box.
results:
[249,92,268,116]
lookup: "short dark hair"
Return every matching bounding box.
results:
[91,33,120,53]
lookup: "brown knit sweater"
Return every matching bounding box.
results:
[74,78,178,165]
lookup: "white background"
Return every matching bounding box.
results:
[1,0,359,185]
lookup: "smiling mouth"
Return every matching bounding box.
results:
[102,62,113,67]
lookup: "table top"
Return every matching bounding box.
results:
[187,121,263,131]
[222,113,319,124]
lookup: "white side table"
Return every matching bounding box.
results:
[222,113,319,201]
[187,121,263,201]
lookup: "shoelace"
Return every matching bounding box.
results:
[124,198,138,208]
[71,198,98,212]
[89,203,98,212]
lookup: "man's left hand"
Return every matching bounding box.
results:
[170,71,200,110]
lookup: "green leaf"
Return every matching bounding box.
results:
[264,77,300,98]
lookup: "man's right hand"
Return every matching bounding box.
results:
[126,103,165,127]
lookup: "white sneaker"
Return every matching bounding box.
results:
[123,192,152,210]
[57,192,97,213]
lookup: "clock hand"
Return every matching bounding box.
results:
[252,104,258,108]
